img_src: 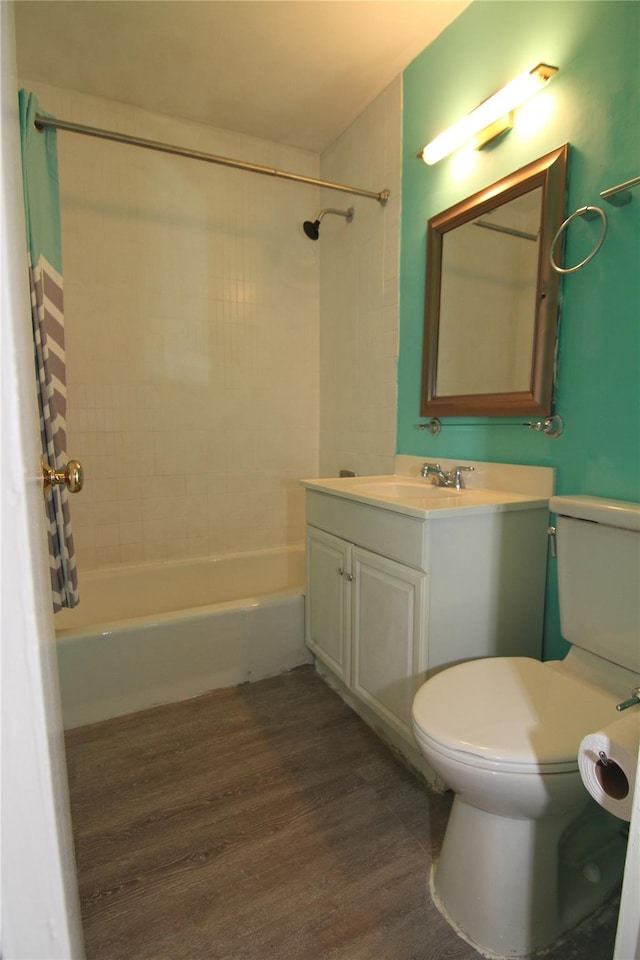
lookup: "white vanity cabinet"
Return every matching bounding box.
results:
[305,527,353,685]
[302,469,552,777]
[351,546,426,741]
[306,525,426,741]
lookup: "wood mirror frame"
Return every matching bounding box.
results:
[421,144,568,418]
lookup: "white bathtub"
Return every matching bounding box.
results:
[55,546,309,729]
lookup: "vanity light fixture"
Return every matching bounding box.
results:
[418,63,558,165]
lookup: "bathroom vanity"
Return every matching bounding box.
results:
[301,457,554,780]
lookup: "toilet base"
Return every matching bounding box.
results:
[432,795,627,958]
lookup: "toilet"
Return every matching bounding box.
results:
[412,495,640,959]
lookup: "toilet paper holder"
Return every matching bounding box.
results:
[616,687,640,712]
[600,688,640,762]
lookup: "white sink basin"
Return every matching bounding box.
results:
[353,480,457,499]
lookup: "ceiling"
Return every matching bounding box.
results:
[14,0,470,153]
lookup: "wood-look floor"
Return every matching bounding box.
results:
[65,665,619,960]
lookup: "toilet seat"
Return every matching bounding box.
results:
[412,657,620,774]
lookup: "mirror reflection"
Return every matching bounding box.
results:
[421,145,568,418]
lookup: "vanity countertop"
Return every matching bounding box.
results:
[300,474,550,521]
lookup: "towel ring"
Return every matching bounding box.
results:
[550,205,607,274]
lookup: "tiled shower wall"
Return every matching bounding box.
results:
[318,77,401,477]
[21,77,400,572]
[22,81,320,570]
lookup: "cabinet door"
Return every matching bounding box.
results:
[305,527,352,685]
[351,547,427,739]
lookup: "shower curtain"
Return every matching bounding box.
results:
[19,90,78,610]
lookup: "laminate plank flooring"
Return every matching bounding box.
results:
[65,665,619,960]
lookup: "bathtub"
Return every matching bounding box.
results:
[55,546,309,729]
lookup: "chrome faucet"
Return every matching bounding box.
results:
[420,462,475,490]
[421,462,450,485]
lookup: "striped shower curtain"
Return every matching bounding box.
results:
[19,90,79,610]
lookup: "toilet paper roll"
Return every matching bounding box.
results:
[578,712,640,822]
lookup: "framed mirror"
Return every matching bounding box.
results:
[421,144,568,417]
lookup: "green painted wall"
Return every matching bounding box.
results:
[399,1,640,659]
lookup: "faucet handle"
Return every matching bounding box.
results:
[453,465,474,489]
[421,462,441,478]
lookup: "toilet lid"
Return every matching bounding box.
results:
[412,657,621,772]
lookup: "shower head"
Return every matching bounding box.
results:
[302,206,354,240]
[303,218,321,240]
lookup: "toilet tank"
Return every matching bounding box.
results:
[550,496,640,673]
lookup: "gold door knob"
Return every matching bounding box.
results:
[41,456,84,497]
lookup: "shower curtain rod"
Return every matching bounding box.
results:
[474,220,538,242]
[34,114,390,206]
